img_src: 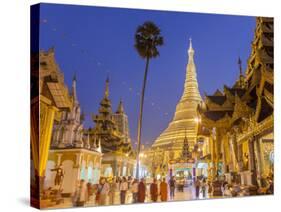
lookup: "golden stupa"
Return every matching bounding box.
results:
[152,39,202,158]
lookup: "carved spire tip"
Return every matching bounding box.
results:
[188,37,194,53]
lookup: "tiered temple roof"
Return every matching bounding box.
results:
[38,48,72,110]
[91,78,133,155]
[198,17,273,133]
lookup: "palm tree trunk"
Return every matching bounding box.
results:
[136,56,150,179]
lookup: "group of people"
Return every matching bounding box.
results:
[221,173,274,197]
[70,174,275,206]
[257,175,274,195]
[72,176,173,206]
[194,177,208,198]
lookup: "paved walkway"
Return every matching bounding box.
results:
[47,185,216,209]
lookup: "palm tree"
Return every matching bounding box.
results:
[134,21,164,179]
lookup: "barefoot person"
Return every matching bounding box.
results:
[131,179,139,203]
[138,178,146,203]
[150,178,158,202]
[96,177,110,206]
[160,178,168,201]
[169,176,176,200]
[120,177,128,204]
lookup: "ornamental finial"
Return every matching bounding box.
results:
[188,37,194,53]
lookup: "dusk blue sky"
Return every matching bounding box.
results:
[39,3,256,147]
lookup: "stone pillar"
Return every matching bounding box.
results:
[254,138,264,179]
[121,161,125,176]
[71,166,80,193]
[249,138,258,186]
[221,136,228,174]
[56,153,63,166]
[215,128,222,177]
[237,144,243,172]
[55,127,60,146]
[210,136,216,180]
[126,164,130,177]
[72,153,82,193]
[117,163,122,177]
[113,160,118,177]
[232,128,239,171]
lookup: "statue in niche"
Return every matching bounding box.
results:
[243,153,249,170]
[51,165,65,187]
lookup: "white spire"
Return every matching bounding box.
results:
[188,38,193,50]
[105,76,109,98]
[72,73,78,104]
[188,37,194,59]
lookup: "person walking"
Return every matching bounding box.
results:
[138,178,146,203]
[159,178,168,201]
[109,177,118,205]
[169,176,176,200]
[266,176,274,194]
[128,176,132,189]
[131,179,139,203]
[195,177,201,199]
[223,184,232,197]
[120,177,128,204]
[150,178,158,202]
[96,177,110,206]
[207,180,213,196]
[77,179,88,206]
[201,178,207,198]
[72,180,81,207]
[86,182,93,202]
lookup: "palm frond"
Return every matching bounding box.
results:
[134,21,164,59]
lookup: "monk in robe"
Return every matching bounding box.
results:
[150,179,158,202]
[138,178,146,203]
[160,178,168,201]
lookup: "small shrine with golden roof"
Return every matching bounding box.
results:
[90,77,135,177]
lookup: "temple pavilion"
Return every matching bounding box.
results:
[31,48,72,207]
[197,17,273,188]
[41,50,102,198]
[90,78,135,178]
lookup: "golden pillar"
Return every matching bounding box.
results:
[31,96,40,176]
[38,95,58,177]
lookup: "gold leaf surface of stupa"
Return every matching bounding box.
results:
[152,39,202,156]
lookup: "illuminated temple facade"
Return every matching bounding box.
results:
[197,17,274,187]
[151,39,202,161]
[38,49,102,201]
[90,78,136,178]
[40,50,136,204]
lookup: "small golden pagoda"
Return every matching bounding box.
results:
[91,78,135,177]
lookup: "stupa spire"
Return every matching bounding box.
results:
[116,99,125,114]
[238,57,243,76]
[181,38,202,103]
[72,73,78,104]
[105,76,109,98]
[152,38,202,152]
[188,38,194,54]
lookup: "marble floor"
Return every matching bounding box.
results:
[46,185,219,209]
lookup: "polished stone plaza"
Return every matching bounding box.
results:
[48,185,216,209]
